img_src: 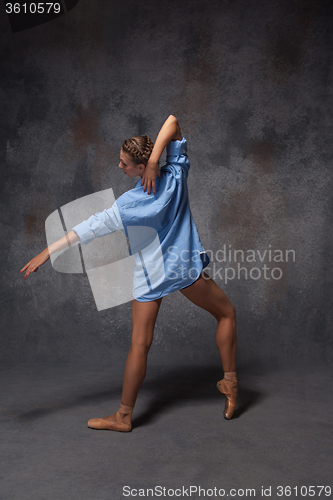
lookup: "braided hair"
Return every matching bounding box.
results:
[121,135,154,166]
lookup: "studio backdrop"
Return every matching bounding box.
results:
[1,0,332,367]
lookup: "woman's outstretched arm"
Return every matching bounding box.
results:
[19,230,80,280]
[141,115,182,195]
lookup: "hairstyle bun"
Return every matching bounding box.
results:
[122,135,154,165]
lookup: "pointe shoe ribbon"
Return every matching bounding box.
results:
[87,411,132,432]
[217,378,238,420]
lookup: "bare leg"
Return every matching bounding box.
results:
[180,271,237,371]
[180,271,238,418]
[121,297,163,407]
[87,297,162,431]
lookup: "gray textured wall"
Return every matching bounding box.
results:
[1,0,332,367]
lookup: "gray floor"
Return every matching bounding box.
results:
[1,361,332,500]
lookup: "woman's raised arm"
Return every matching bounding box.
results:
[141,115,182,195]
[19,230,80,280]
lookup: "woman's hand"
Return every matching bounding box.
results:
[141,115,182,195]
[19,247,50,281]
[141,159,161,195]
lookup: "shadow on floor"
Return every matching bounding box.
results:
[131,366,264,428]
[13,362,267,424]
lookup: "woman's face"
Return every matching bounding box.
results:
[119,149,145,178]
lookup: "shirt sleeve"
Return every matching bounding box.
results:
[71,201,124,245]
[164,137,190,177]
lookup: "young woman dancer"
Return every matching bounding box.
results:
[20,115,238,432]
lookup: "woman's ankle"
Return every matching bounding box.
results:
[118,402,134,424]
[224,371,237,382]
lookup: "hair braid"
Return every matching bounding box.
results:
[122,135,154,166]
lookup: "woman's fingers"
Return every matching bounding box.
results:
[24,264,37,279]
[151,179,156,195]
[23,265,33,279]
[20,264,33,279]
[143,174,157,195]
[20,260,32,273]
[141,162,160,195]
[20,252,47,280]
[141,173,148,192]
[21,267,30,280]
[142,174,150,194]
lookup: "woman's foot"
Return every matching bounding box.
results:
[217,375,238,420]
[87,403,133,432]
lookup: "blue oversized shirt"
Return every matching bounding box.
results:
[72,137,210,301]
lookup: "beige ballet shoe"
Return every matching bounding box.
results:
[88,403,133,432]
[217,378,238,420]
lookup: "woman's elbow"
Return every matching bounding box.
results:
[168,114,178,124]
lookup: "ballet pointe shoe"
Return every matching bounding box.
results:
[87,403,133,432]
[217,378,238,420]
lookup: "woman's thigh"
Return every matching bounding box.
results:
[179,271,234,321]
[131,297,163,348]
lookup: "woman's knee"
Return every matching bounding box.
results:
[229,304,236,321]
[130,334,153,353]
[217,301,236,322]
